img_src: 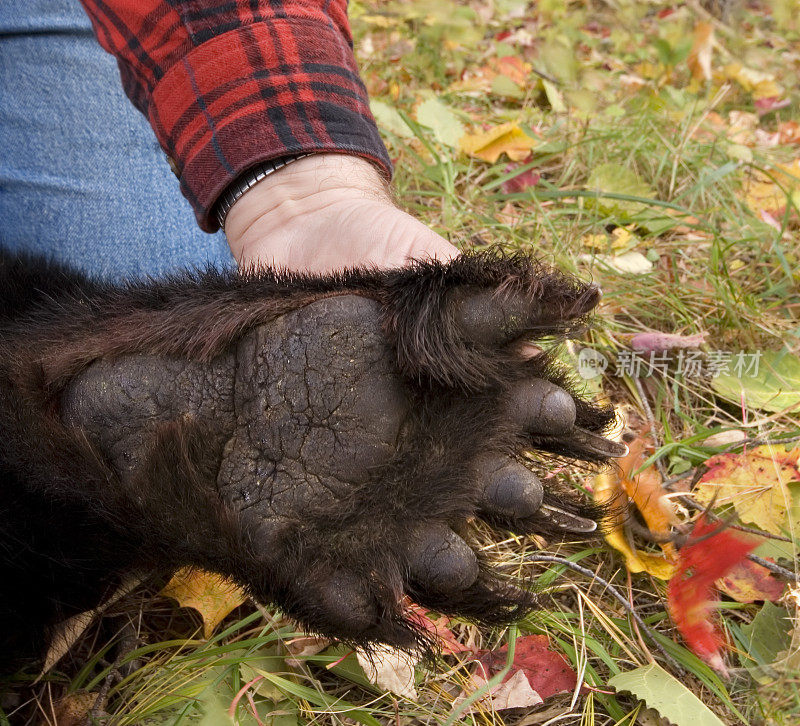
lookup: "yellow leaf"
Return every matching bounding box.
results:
[161,568,247,638]
[459,123,536,162]
[722,63,785,100]
[594,469,676,580]
[582,233,609,250]
[693,445,800,536]
[610,226,636,250]
[739,159,800,217]
[360,15,396,28]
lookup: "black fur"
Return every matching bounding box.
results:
[0,248,619,675]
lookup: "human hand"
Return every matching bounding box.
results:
[224,154,459,272]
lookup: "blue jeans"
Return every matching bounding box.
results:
[0,0,234,280]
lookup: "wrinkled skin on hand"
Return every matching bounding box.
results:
[0,250,624,670]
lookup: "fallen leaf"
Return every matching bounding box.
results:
[739,161,800,218]
[609,663,725,726]
[778,121,800,145]
[755,97,791,115]
[493,56,530,85]
[739,601,793,683]
[459,122,537,162]
[667,515,758,671]
[476,634,580,700]
[723,63,785,102]
[469,669,543,710]
[450,55,531,96]
[594,437,677,579]
[621,466,678,561]
[726,110,758,146]
[693,444,800,536]
[51,692,101,726]
[42,574,142,675]
[582,233,610,250]
[630,331,706,352]
[586,163,655,219]
[415,97,465,148]
[357,645,418,700]
[581,251,654,275]
[285,635,332,667]
[501,159,540,193]
[239,648,293,702]
[717,557,786,603]
[542,78,566,113]
[775,584,800,673]
[610,226,636,249]
[161,568,247,639]
[370,99,414,139]
[407,605,470,654]
[712,349,800,414]
[497,201,522,225]
[701,430,746,448]
[687,22,714,81]
[754,128,781,147]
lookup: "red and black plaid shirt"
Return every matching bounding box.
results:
[79,0,391,231]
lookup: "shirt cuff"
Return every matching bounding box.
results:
[148,18,392,232]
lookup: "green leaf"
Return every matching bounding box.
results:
[739,602,793,683]
[194,669,261,726]
[586,162,655,219]
[542,79,567,113]
[252,669,382,726]
[608,664,725,726]
[491,74,524,99]
[712,350,800,413]
[415,98,465,147]
[370,99,414,139]
[239,661,284,701]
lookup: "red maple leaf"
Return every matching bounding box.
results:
[476,634,580,700]
[501,156,540,194]
[667,516,758,673]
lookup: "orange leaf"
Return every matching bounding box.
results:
[407,605,470,655]
[161,568,247,638]
[687,21,714,82]
[492,56,531,86]
[593,435,677,578]
[620,445,677,560]
[778,121,800,145]
[667,516,758,672]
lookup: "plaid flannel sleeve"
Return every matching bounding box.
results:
[78,1,392,231]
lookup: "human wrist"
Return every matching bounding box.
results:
[223,154,391,254]
[222,153,459,273]
[215,154,312,230]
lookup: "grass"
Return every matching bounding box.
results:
[4,1,800,724]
